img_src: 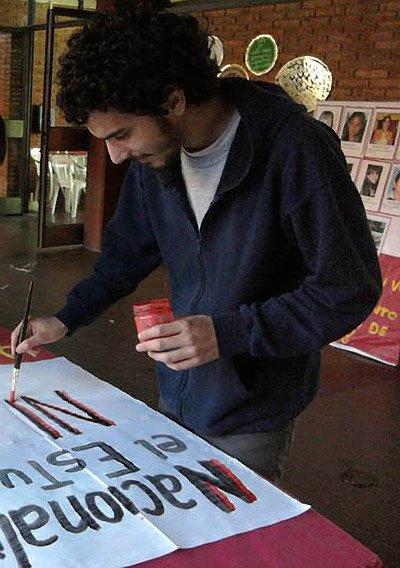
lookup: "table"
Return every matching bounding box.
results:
[136,510,382,568]
[0,327,382,568]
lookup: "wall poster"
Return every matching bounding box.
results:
[316,99,400,366]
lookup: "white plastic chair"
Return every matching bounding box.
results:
[49,153,72,216]
[49,153,87,218]
[30,148,41,201]
[70,155,87,218]
[30,147,58,207]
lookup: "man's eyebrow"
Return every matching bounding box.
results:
[103,128,126,141]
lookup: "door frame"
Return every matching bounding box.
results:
[38,6,95,249]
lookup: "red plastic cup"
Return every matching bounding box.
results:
[133,298,174,333]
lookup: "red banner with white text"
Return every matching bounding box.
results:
[333,254,400,366]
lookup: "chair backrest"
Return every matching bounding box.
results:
[71,154,87,168]
[30,147,41,162]
[50,154,74,188]
[30,147,41,177]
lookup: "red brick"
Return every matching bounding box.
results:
[337,77,369,87]
[325,32,346,43]
[327,51,347,60]
[379,1,400,11]
[274,2,301,11]
[314,5,345,16]
[248,8,262,21]
[303,0,333,8]
[363,12,396,25]
[232,29,251,40]
[371,31,395,41]
[254,5,274,17]
[369,78,400,88]
[228,7,250,17]
[272,18,302,28]
[355,69,389,78]
[374,40,400,49]
[377,20,400,29]
[257,10,280,24]
[295,9,316,18]
[330,87,353,98]
[388,61,400,74]
[384,88,400,98]
[355,88,386,99]
[345,4,379,14]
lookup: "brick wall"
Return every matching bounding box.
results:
[0,32,24,199]
[193,0,400,102]
[0,0,80,197]
[1,1,399,197]
[0,34,11,197]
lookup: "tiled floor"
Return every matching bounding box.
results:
[1,214,399,567]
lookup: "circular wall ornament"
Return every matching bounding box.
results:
[209,35,224,67]
[245,34,278,76]
[275,56,332,112]
[218,64,249,80]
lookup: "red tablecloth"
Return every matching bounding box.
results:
[136,509,382,568]
[0,326,382,568]
[0,326,58,365]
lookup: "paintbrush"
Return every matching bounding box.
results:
[10,280,34,403]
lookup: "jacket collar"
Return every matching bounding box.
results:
[156,78,303,196]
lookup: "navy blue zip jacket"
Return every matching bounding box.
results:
[56,79,382,435]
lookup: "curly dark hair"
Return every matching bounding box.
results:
[57,1,220,125]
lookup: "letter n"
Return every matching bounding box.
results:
[6,390,115,439]
[175,459,256,513]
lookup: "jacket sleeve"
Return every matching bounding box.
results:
[213,118,382,359]
[55,165,162,334]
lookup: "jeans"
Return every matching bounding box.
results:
[202,421,294,482]
[158,399,293,482]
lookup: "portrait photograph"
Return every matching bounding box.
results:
[380,163,400,217]
[365,108,400,160]
[339,107,373,157]
[378,216,400,258]
[355,159,390,212]
[314,104,342,134]
[345,157,360,182]
[366,213,390,254]
[396,136,400,161]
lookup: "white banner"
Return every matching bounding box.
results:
[0,358,309,567]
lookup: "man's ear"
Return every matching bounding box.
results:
[163,89,186,117]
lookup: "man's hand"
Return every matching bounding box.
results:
[11,316,68,356]
[136,315,219,371]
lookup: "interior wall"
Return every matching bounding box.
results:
[0,34,11,197]
[0,2,81,200]
[192,0,400,101]
[2,1,398,212]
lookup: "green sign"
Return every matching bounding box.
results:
[245,35,278,76]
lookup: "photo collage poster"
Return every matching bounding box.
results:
[314,100,400,366]
[315,100,400,259]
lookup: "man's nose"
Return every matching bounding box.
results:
[105,140,129,164]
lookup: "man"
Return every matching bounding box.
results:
[12,3,381,481]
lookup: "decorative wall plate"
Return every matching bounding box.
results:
[245,34,278,76]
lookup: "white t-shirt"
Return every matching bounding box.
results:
[181,110,241,228]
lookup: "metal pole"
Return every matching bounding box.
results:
[37,6,55,249]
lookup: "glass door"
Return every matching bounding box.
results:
[37,6,95,249]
